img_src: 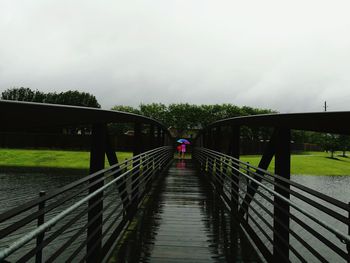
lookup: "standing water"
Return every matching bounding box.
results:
[1,171,350,262]
[0,172,85,213]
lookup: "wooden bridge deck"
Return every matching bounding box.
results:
[110,159,260,262]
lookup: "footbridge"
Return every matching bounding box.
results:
[0,101,350,262]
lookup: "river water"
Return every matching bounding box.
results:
[1,171,350,262]
[0,172,84,213]
[4,173,349,213]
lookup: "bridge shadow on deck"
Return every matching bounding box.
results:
[110,159,260,263]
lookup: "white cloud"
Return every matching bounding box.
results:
[1,0,350,112]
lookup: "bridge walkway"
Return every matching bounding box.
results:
[110,159,260,262]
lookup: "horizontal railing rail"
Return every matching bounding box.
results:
[193,147,350,263]
[0,146,173,262]
[0,146,168,225]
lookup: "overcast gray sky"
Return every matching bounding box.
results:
[1,0,350,112]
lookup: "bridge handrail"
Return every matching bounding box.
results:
[0,146,173,262]
[0,146,169,224]
[193,147,350,262]
[0,147,171,242]
[198,147,350,212]
[195,147,350,242]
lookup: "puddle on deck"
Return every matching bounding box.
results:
[110,160,260,263]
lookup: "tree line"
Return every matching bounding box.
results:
[1,87,100,108]
[112,103,275,132]
[112,103,350,157]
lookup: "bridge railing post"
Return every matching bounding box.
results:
[105,132,130,213]
[216,126,222,152]
[35,191,46,263]
[219,156,225,192]
[273,127,291,261]
[132,122,142,207]
[161,130,165,146]
[157,126,161,147]
[203,131,207,148]
[348,202,350,263]
[229,125,240,214]
[200,153,205,171]
[207,128,211,149]
[213,157,216,181]
[87,123,106,262]
[150,125,155,149]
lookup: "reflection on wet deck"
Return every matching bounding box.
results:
[111,160,260,262]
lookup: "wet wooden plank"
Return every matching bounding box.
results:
[111,160,261,263]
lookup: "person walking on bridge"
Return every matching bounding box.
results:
[177,138,190,159]
[177,139,190,159]
[180,143,186,159]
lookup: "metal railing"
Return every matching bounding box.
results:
[0,146,173,262]
[193,147,350,262]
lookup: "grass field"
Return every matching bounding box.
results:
[241,151,350,176]
[0,149,349,176]
[0,148,132,173]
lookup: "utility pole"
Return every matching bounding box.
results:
[324,101,328,112]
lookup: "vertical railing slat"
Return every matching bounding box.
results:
[230,125,240,214]
[87,123,106,263]
[273,127,291,261]
[35,191,46,263]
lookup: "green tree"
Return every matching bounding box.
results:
[111,105,140,114]
[139,103,168,124]
[50,90,100,108]
[110,105,140,135]
[110,102,277,139]
[337,135,350,157]
[2,87,35,101]
[167,103,199,136]
[321,133,339,158]
[1,88,100,108]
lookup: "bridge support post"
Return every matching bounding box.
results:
[208,128,213,149]
[87,123,106,262]
[35,191,46,263]
[347,202,350,262]
[132,122,142,208]
[105,132,130,212]
[205,129,208,149]
[214,126,225,190]
[202,131,207,148]
[238,130,276,217]
[161,130,166,145]
[201,132,205,147]
[229,125,240,214]
[157,126,161,147]
[150,125,155,149]
[133,122,142,156]
[215,126,222,151]
[273,127,290,261]
[347,202,350,263]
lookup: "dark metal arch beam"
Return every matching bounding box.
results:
[0,100,170,136]
[202,111,350,135]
